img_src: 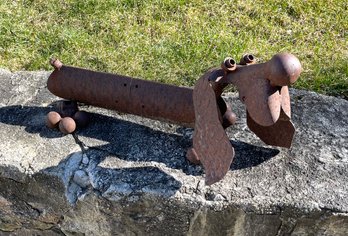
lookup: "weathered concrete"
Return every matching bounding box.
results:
[0,68,347,235]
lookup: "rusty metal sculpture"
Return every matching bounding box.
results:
[47,53,302,185]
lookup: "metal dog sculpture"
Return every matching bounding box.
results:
[47,53,302,185]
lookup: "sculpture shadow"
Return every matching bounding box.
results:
[230,140,279,170]
[0,105,201,177]
[0,105,279,176]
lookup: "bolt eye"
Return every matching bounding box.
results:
[246,54,254,61]
[225,58,236,68]
[222,57,237,72]
[239,54,256,65]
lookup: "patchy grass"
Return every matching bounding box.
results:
[0,0,347,97]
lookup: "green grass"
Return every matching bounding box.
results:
[0,0,347,98]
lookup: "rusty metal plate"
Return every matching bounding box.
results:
[191,72,234,185]
[246,109,295,148]
[280,86,291,118]
[236,72,281,126]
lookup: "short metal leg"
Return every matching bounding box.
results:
[186,148,200,165]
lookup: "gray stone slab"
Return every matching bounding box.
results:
[0,70,347,235]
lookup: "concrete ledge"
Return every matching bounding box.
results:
[0,69,347,235]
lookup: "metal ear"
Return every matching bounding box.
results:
[189,72,235,185]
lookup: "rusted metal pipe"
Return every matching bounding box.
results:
[221,57,237,72]
[48,61,196,127]
[239,53,256,65]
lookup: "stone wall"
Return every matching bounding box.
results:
[0,69,347,235]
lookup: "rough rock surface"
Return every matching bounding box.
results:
[0,68,347,236]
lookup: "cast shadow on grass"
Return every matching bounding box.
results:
[0,105,279,177]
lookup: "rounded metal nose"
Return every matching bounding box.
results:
[267,53,302,86]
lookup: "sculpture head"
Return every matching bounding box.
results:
[190,53,302,184]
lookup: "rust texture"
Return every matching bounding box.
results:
[221,53,301,126]
[47,53,302,185]
[221,57,237,72]
[48,64,196,126]
[239,53,256,65]
[190,73,234,185]
[212,53,301,151]
[247,110,295,148]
